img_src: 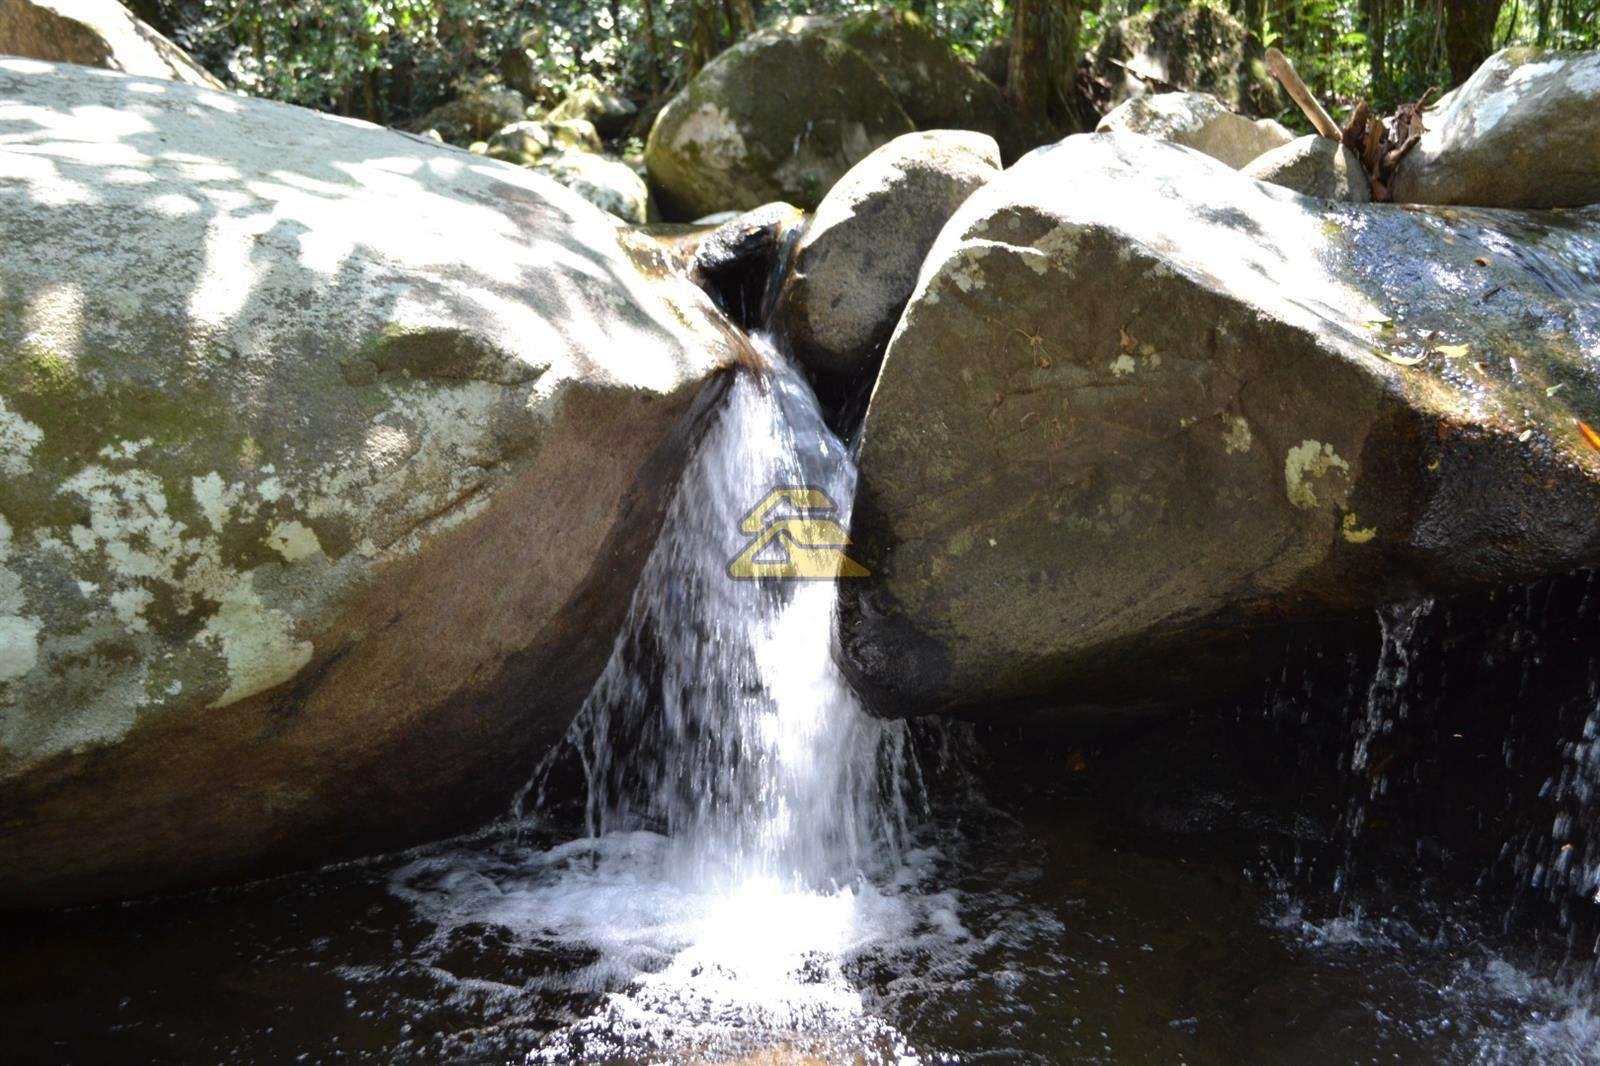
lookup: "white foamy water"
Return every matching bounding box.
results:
[391,341,952,1061]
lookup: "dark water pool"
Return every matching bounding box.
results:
[5,704,1595,1066]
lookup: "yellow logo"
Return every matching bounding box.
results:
[727,487,870,580]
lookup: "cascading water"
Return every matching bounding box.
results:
[391,340,948,1062]
[1334,598,1435,898]
[546,339,918,891]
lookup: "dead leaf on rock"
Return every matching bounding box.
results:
[1381,350,1428,367]
[1577,419,1600,454]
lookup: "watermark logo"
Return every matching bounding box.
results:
[727,486,870,580]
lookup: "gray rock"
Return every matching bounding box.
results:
[1097,91,1293,168]
[819,8,1049,160]
[486,119,554,164]
[533,149,651,224]
[0,0,224,88]
[645,22,915,219]
[547,118,602,154]
[1092,5,1285,117]
[839,132,1600,719]
[0,60,742,904]
[1243,134,1372,201]
[772,130,1001,380]
[486,118,603,166]
[416,78,528,146]
[645,10,1043,220]
[1390,47,1600,208]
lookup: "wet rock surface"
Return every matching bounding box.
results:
[840,132,1600,717]
[689,201,808,329]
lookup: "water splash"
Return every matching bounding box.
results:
[1323,599,1436,901]
[393,339,936,1061]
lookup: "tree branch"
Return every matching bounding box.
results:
[1265,47,1342,140]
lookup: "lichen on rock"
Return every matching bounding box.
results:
[0,59,741,905]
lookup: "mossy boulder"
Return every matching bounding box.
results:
[0,60,743,905]
[1093,6,1285,118]
[645,24,915,219]
[840,132,1600,719]
[416,78,528,146]
[486,118,603,166]
[823,8,1050,159]
[0,0,224,88]
[645,10,1044,220]
[1390,48,1600,209]
[548,73,639,139]
[486,119,556,165]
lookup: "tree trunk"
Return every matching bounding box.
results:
[638,0,664,89]
[1361,0,1388,100]
[1008,0,1081,129]
[723,0,757,38]
[688,0,719,77]
[1045,0,1083,130]
[1443,0,1504,84]
[1242,0,1265,38]
[1007,0,1051,125]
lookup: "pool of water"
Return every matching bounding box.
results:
[6,709,1595,1065]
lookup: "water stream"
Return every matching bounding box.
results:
[389,341,943,1062]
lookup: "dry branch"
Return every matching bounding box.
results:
[1264,48,1437,203]
[1265,48,1341,140]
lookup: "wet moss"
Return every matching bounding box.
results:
[342,324,546,387]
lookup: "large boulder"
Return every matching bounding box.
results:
[772,130,1000,382]
[1243,134,1372,201]
[821,8,1049,159]
[839,132,1600,718]
[645,23,915,219]
[1096,91,1292,168]
[1092,5,1285,118]
[0,60,743,905]
[0,0,224,89]
[1390,47,1600,209]
[645,11,1040,219]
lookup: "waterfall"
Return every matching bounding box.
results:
[550,338,918,891]
[392,340,939,1063]
[1336,597,1435,899]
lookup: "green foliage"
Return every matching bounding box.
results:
[132,0,1598,130]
